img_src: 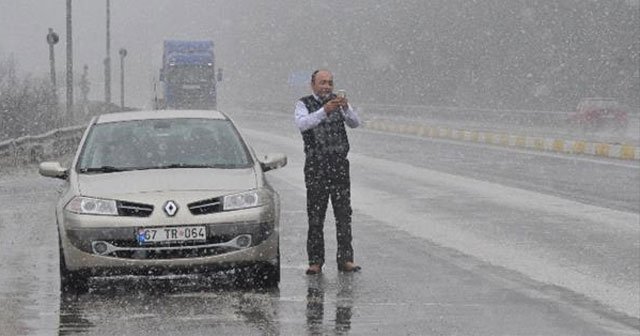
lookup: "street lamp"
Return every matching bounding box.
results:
[66,0,73,123]
[104,0,111,104]
[80,64,90,106]
[46,28,59,102]
[119,48,127,109]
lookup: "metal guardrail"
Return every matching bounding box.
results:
[364,119,639,161]
[0,125,85,167]
[1,103,638,166]
[359,104,639,141]
[356,104,638,160]
[0,101,135,167]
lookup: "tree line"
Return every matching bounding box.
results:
[0,56,58,142]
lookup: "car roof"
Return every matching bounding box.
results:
[94,110,228,124]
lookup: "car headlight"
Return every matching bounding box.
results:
[223,190,266,211]
[65,196,118,216]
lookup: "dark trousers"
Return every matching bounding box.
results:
[304,155,353,266]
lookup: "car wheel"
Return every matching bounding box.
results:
[59,244,89,294]
[254,250,280,289]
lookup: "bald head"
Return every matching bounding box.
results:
[311,69,334,99]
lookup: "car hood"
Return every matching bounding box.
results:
[76,168,257,196]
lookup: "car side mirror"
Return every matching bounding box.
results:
[39,161,68,180]
[259,153,287,172]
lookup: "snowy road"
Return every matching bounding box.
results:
[233,108,639,319]
[0,107,638,335]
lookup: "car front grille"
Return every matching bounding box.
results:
[188,197,222,215]
[111,246,239,259]
[92,233,254,259]
[117,201,154,217]
[66,222,274,260]
[103,234,235,249]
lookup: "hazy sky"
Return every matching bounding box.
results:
[0,0,390,109]
[0,1,248,108]
[1,1,638,110]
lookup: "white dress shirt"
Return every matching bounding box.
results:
[294,94,360,132]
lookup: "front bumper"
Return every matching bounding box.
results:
[61,223,279,274]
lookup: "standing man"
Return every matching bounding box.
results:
[294,69,362,275]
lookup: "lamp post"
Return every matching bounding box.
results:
[80,64,90,107]
[119,48,127,109]
[46,28,59,102]
[65,0,73,123]
[104,0,111,104]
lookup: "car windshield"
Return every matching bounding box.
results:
[76,118,252,172]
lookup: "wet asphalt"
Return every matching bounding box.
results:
[0,163,636,335]
[0,107,638,335]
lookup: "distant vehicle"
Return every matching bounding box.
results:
[158,40,223,110]
[39,110,287,293]
[569,97,628,131]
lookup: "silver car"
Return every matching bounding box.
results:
[39,110,287,292]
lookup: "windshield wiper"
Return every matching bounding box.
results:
[133,163,241,170]
[79,166,130,174]
[155,163,220,169]
[83,164,239,172]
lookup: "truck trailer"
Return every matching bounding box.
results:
[158,40,222,110]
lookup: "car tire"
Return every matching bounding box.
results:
[254,250,280,289]
[59,243,89,294]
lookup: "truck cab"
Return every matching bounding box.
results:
[159,40,222,110]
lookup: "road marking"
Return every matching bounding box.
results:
[364,119,639,161]
[361,127,640,169]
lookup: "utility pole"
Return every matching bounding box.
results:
[119,48,127,109]
[66,0,73,123]
[80,64,90,108]
[104,0,111,105]
[46,28,59,103]
[79,65,90,118]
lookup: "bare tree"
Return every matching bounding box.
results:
[0,56,58,141]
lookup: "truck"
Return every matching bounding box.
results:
[158,40,222,110]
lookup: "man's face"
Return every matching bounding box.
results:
[311,71,334,99]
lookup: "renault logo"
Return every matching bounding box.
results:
[163,200,179,217]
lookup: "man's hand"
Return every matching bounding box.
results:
[324,97,348,115]
[336,96,349,110]
[323,99,340,115]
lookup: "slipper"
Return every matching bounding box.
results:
[338,263,361,272]
[306,264,322,275]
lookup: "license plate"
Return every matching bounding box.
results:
[136,226,206,244]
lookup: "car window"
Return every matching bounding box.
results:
[77,118,252,171]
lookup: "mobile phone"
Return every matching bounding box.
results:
[336,90,347,99]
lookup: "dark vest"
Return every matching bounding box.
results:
[299,95,350,159]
